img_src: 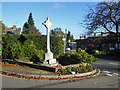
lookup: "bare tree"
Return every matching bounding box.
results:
[83,1,120,48]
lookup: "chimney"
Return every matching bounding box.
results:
[101,32,103,36]
[84,35,86,39]
[13,24,16,29]
[80,36,82,40]
[94,33,96,37]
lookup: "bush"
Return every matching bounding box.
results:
[0,44,2,59]
[37,50,45,60]
[2,38,36,61]
[56,64,94,75]
[20,57,30,62]
[23,35,64,58]
[57,51,97,65]
[2,34,64,62]
[85,44,96,54]
[30,54,39,63]
[92,49,107,55]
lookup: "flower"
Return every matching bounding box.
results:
[82,63,87,66]
[53,66,57,67]
[67,66,70,68]
[52,65,62,67]
[70,65,72,67]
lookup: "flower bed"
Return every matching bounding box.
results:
[54,64,94,75]
[1,61,97,80]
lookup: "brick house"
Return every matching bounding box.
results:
[75,33,120,50]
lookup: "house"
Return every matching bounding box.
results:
[75,33,120,50]
[3,24,21,34]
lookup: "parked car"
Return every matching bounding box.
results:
[109,47,114,51]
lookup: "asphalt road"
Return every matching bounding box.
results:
[1,56,119,89]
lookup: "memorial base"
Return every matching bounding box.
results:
[42,52,59,66]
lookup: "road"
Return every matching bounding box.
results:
[1,56,119,89]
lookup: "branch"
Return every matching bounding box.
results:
[102,23,115,34]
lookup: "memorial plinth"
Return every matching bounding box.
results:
[42,17,58,66]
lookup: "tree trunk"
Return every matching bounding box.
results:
[116,24,119,49]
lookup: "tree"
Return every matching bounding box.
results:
[50,27,64,37]
[83,1,120,48]
[0,21,7,34]
[28,27,40,35]
[70,34,74,42]
[50,28,74,45]
[22,22,29,34]
[67,30,70,42]
[28,12,34,28]
[22,12,40,34]
[66,30,74,45]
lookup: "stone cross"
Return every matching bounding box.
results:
[43,17,53,53]
[42,17,58,66]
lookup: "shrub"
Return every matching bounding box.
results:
[92,49,107,55]
[2,34,64,62]
[57,51,97,65]
[86,44,96,54]
[0,44,2,56]
[56,64,94,74]
[66,66,72,73]
[22,40,36,59]
[30,54,39,63]
[20,57,30,62]
[37,50,44,60]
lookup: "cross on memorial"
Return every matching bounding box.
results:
[43,17,53,53]
[42,17,58,66]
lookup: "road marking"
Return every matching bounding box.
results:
[113,73,119,76]
[102,71,111,73]
[106,74,112,77]
[109,62,118,65]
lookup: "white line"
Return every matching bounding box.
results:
[106,74,112,77]
[109,62,118,65]
[102,71,111,73]
[113,73,119,76]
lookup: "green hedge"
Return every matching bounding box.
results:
[2,34,64,62]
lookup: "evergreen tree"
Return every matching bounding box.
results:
[70,34,74,42]
[22,22,29,34]
[22,12,40,34]
[67,31,70,41]
[28,12,34,28]
[66,30,74,45]
[28,27,41,35]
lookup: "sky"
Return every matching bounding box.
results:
[1,2,98,39]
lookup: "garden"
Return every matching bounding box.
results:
[55,50,97,75]
[2,34,97,77]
